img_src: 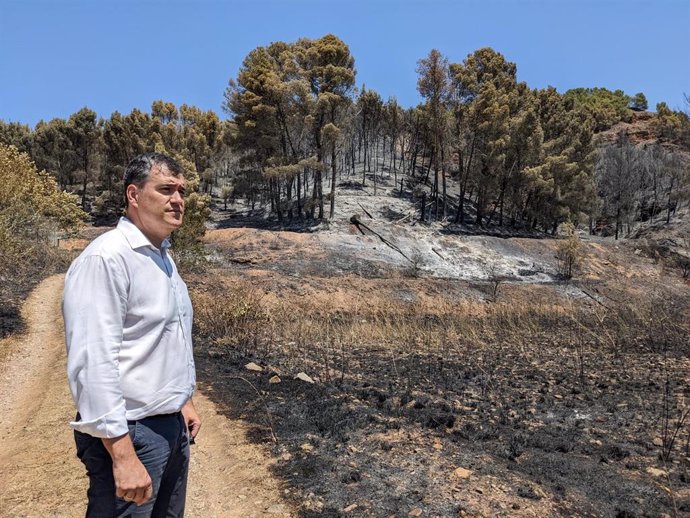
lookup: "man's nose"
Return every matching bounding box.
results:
[170,191,184,204]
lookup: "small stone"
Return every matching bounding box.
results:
[343,504,358,512]
[300,443,314,452]
[408,508,423,517]
[646,467,667,477]
[296,372,315,383]
[269,375,282,384]
[245,362,263,372]
[452,467,473,479]
[433,441,443,450]
[652,437,664,447]
[266,503,287,514]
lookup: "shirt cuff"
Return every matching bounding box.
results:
[70,403,129,438]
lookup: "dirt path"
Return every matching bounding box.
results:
[0,275,293,518]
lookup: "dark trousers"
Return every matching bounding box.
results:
[74,413,190,518]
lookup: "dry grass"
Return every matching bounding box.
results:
[193,273,688,358]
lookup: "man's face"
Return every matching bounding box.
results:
[128,164,186,244]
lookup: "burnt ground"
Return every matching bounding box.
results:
[187,214,690,518]
[195,337,689,517]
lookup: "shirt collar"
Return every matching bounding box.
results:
[117,217,171,251]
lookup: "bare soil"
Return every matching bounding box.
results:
[0,275,295,518]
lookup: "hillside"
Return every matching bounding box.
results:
[183,165,690,517]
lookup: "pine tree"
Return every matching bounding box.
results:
[630,92,648,111]
[417,49,449,220]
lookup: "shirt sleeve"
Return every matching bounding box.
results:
[63,254,129,438]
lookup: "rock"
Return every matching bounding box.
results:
[652,437,664,447]
[452,467,473,479]
[245,362,263,372]
[646,467,667,477]
[296,372,315,384]
[266,503,288,514]
[517,486,541,500]
[408,508,423,517]
[300,443,314,452]
[343,504,358,512]
[269,375,282,384]
[342,469,361,484]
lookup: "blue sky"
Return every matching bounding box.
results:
[1,0,688,127]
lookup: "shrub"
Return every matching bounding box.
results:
[0,144,86,335]
[555,222,583,279]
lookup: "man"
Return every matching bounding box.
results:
[63,152,201,518]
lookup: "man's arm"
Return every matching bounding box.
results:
[64,254,150,501]
[64,254,130,438]
[101,434,153,505]
[181,398,201,439]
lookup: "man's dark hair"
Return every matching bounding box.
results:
[123,152,184,207]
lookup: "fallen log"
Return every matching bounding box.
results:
[350,214,413,263]
[356,202,373,219]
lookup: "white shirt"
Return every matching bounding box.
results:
[63,217,195,438]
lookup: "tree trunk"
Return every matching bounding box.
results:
[441,145,447,219]
[615,206,620,240]
[297,170,303,218]
[317,171,324,219]
[275,179,283,222]
[433,161,439,221]
[287,177,294,220]
[476,189,484,226]
[329,143,337,220]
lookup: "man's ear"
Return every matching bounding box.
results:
[126,184,139,208]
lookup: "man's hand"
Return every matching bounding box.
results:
[102,433,153,505]
[181,398,201,440]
